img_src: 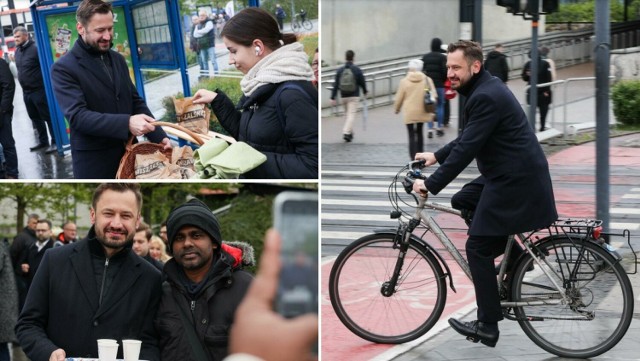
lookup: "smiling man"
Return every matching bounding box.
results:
[50,0,170,179]
[155,199,253,361]
[15,184,162,361]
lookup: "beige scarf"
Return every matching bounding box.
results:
[240,42,314,97]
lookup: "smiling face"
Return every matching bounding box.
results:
[223,37,260,74]
[172,225,217,271]
[90,189,139,255]
[77,12,114,53]
[446,49,481,90]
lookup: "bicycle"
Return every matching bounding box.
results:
[328,160,636,358]
[291,9,313,33]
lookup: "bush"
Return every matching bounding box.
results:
[612,80,640,126]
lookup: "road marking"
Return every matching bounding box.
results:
[322,179,469,188]
[322,199,392,207]
[610,222,639,231]
[610,208,640,215]
[622,194,640,199]
[322,213,399,222]
[322,170,479,179]
[322,231,372,240]
[321,185,458,194]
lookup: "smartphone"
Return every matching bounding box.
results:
[273,191,318,319]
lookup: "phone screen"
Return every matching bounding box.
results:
[273,191,318,318]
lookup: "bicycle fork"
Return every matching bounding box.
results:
[381,218,421,297]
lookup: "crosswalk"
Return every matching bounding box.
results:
[321,164,640,256]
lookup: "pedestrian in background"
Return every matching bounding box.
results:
[190,15,204,78]
[149,236,171,264]
[19,219,54,290]
[16,183,162,361]
[330,50,367,143]
[540,46,557,81]
[522,50,553,132]
[0,56,17,179]
[484,44,509,83]
[10,213,38,311]
[13,26,57,154]
[192,7,318,179]
[394,59,436,159]
[50,0,171,179]
[275,4,286,31]
[0,238,18,361]
[193,9,219,78]
[54,220,78,246]
[422,37,447,137]
[133,222,164,271]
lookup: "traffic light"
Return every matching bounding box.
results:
[496,0,520,14]
[542,0,559,13]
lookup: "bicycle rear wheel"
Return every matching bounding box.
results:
[511,236,633,358]
[329,233,447,343]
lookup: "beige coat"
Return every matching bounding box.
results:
[394,71,437,124]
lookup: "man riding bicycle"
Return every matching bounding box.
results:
[412,40,557,348]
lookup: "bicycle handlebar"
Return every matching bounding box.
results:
[402,160,427,194]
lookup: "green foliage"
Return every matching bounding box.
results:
[260,0,319,21]
[612,80,640,126]
[299,33,318,64]
[547,0,640,22]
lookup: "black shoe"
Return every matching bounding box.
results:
[428,132,433,139]
[30,143,48,151]
[495,260,535,275]
[448,319,499,347]
[436,129,445,137]
[343,133,353,142]
[45,145,58,154]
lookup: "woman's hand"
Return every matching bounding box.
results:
[192,89,218,104]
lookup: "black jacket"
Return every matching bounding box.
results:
[15,228,162,361]
[10,227,37,275]
[0,58,14,114]
[484,50,509,82]
[20,239,53,287]
[211,80,318,179]
[330,62,367,99]
[14,40,44,92]
[421,52,447,88]
[155,245,253,361]
[522,58,553,102]
[425,70,557,236]
[50,37,167,179]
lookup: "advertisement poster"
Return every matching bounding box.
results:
[45,7,135,83]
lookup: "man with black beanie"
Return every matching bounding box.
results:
[155,198,253,361]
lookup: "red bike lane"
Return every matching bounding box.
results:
[321,134,640,361]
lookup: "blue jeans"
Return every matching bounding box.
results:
[428,87,445,129]
[0,112,18,178]
[199,46,219,76]
[196,50,204,73]
[0,343,9,361]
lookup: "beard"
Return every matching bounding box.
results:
[175,246,212,270]
[85,36,112,53]
[96,226,133,250]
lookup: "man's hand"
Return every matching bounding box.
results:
[49,348,65,361]
[229,229,318,361]
[414,152,438,167]
[412,179,428,198]
[159,137,172,150]
[129,114,156,136]
[21,263,29,274]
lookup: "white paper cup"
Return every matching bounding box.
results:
[97,339,118,345]
[122,339,142,361]
[98,341,119,361]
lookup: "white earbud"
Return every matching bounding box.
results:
[255,46,260,56]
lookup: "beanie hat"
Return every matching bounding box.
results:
[408,59,423,71]
[166,199,222,252]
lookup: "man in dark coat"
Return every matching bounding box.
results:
[15,184,162,361]
[483,44,509,83]
[155,199,253,361]
[13,26,57,154]
[50,0,170,179]
[19,219,54,290]
[422,37,447,136]
[522,52,553,132]
[10,213,39,311]
[413,40,557,348]
[0,56,17,179]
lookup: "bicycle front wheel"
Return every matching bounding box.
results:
[291,21,300,32]
[329,233,447,343]
[302,19,313,30]
[511,236,634,358]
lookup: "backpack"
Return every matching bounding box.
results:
[339,66,357,93]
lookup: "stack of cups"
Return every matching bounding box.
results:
[123,339,142,361]
[97,339,119,361]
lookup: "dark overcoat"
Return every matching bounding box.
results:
[50,39,167,179]
[211,80,318,179]
[15,232,162,361]
[425,70,557,236]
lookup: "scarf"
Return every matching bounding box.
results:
[240,42,314,97]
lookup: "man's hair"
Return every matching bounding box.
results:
[136,222,152,241]
[62,220,76,229]
[448,40,483,65]
[495,43,503,49]
[91,183,142,212]
[76,0,113,27]
[12,26,27,36]
[27,213,39,221]
[37,219,52,229]
[345,50,354,62]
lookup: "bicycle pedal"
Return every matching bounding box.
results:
[466,336,480,343]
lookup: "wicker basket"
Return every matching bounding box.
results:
[115,122,205,179]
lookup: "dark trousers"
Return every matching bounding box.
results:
[538,98,550,131]
[24,88,55,146]
[451,176,524,323]
[277,18,284,30]
[406,123,424,159]
[0,343,9,361]
[0,112,18,178]
[444,99,450,126]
